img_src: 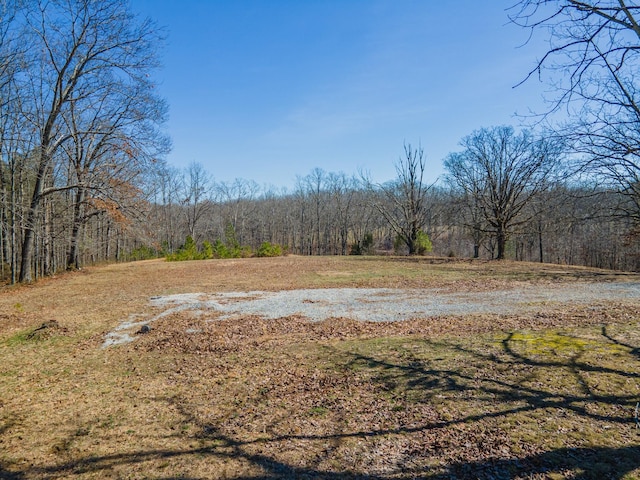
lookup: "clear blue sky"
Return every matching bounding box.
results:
[130,0,550,190]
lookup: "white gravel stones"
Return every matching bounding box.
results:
[102,282,640,348]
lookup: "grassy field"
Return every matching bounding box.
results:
[0,256,639,479]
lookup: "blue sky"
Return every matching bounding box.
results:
[130,0,550,190]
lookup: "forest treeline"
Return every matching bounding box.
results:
[137,156,638,272]
[0,0,169,283]
[1,0,639,283]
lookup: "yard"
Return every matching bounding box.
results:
[1,256,639,479]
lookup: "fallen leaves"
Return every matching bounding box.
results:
[1,257,639,478]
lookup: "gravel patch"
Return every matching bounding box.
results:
[102,282,640,348]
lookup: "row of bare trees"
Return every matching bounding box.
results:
[511,1,640,231]
[1,0,639,282]
[3,127,636,277]
[136,130,638,271]
[0,0,167,283]
[145,165,382,258]
[140,0,640,274]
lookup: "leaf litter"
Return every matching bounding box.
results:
[2,257,640,479]
[103,282,640,348]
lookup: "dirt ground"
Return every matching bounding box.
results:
[1,256,639,479]
[2,255,636,335]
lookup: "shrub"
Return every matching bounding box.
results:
[202,240,214,259]
[166,235,261,261]
[349,243,362,255]
[212,239,231,259]
[166,236,204,261]
[256,242,283,257]
[350,233,374,255]
[129,244,161,261]
[393,235,406,255]
[416,230,433,255]
[394,230,433,255]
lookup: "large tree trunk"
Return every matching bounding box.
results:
[19,160,47,283]
[43,197,53,276]
[496,228,507,260]
[19,213,36,282]
[407,234,417,255]
[66,187,85,270]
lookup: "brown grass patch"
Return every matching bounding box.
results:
[0,257,639,479]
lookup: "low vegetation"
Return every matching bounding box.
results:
[0,257,638,479]
[166,235,286,261]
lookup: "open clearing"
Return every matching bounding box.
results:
[1,256,640,479]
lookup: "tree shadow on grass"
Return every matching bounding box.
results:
[601,325,640,359]
[9,442,639,480]
[0,465,24,480]
[4,324,640,479]
[439,445,640,480]
[0,413,25,479]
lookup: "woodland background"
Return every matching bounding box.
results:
[1,0,640,284]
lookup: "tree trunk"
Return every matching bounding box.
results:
[538,219,544,263]
[10,165,17,285]
[496,228,506,260]
[19,152,51,283]
[43,197,52,276]
[407,237,416,255]
[19,185,43,282]
[105,220,112,259]
[66,187,85,270]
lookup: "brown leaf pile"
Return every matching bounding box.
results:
[134,302,639,355]
[113,302,640,478]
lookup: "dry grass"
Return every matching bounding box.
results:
[0,256,639,479]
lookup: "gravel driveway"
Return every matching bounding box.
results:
[103,282,640,347]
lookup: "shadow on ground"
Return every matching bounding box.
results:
[2,445,639,479]
[2,324,640,479]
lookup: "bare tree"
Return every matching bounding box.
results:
[0,0,24,282]
[215,178,260,246]
[62,82,167,269]
[147,165,182,253]
[369,143,433,255]
[304,168,327,255]
[327,172,357,255]
[447,181,488,259]
[17,0,166,282]
[511,0,640,224]
[0,0,19,105]
[444,126,563,260]
[180,162,213,242]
